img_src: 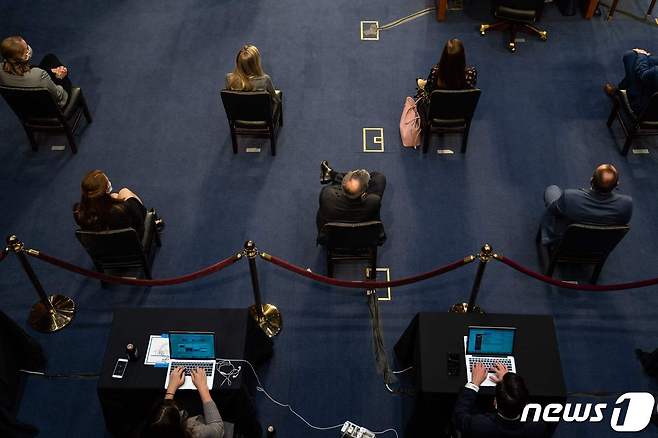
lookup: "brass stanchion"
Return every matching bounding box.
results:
[451,244,493,313]
[6,235,75,332]
[244,240,281,337]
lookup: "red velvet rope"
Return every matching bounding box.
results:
[495,255,658,291]
[260,252,474,288]
[26,250,242,286]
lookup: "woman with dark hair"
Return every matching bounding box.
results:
[417,38,477,99]
[143,367,224,438]
[225,44,281,105]
[0,35,72,107]
[73,170,149,238]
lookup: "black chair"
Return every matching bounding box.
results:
[607,90,658,156]
[321,221,384,279]
[220,90,283,156]
[423,89,481,154]
[0,85,92,153]
[480,0,548,52]
[538,223,630,284]
[75,210,161,285]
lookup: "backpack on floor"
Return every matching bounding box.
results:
[399,96,422,148]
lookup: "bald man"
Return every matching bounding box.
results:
[539,164,633,246]
[316,161,386,245]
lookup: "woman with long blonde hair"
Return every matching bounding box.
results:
[225,45,280,104]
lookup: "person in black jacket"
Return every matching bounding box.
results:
[315,161,386,245]
[453,362,547,438]
[73,170,161,239]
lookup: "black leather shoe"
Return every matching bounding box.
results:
[155,218,165,231]
[320,160,333,184]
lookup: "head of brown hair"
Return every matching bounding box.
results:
[437,38,466,90]
[73,170,120,231]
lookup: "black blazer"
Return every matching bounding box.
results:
[315,185,383,244]
[453,388,548,438]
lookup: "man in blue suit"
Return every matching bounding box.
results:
[453,363,547,437]
[605,48,658,113]
[539,164,633,246]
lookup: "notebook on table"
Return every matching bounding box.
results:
[464,326,517,387]
[164,331,216,390]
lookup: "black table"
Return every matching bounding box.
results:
[97,308,273,438]
[394,312,566,436]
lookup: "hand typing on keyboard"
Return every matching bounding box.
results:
[165,367,186,399]
[489,362,509,384]
[470,362,510,386]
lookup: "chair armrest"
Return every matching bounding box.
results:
[62,87,81,119]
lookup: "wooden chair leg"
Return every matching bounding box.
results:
[509,25,518,52]
[423,127,431,153]
[461,122,471,154]
[23,126,37,151]
[143,258,152,279]
[621,127,636,156]
[65,126,78,154]
[590,262,604,284]
[607,0,620,20]
[230,128,238,154]
[270,126,277,156]
[369,248,378,280]
[648,0,656,15]
[606,102,619,127]
[327,254,334,278]
[546,257,556,277]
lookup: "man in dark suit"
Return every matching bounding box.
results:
[604,48,658,113]
[453,362,547,438]
[315,161,386,245]
[539,164,633,246]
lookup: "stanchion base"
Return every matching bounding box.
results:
[249,303,282,338]
[28,294,75,333]
[449,302,484,314]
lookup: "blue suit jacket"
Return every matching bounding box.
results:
[453,388,548,438]
[540,188,632,245]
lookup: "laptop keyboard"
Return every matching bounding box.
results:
[171,362,214,376]
[468,357,512,372]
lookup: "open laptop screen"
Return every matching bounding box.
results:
[466,326,515,355]
[169,332,215,360]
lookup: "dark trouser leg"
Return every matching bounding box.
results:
[367,172,387,198]
[38,53,72,93]
[618,50,639,90]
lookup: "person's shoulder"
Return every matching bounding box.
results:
[320,185,341,201]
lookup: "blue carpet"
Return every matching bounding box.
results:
[1,0,658,436]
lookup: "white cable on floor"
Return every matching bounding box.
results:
[218,358,343,431]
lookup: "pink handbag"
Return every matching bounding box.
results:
[399,96,422,148]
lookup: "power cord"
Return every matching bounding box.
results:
[216,358,399,436]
